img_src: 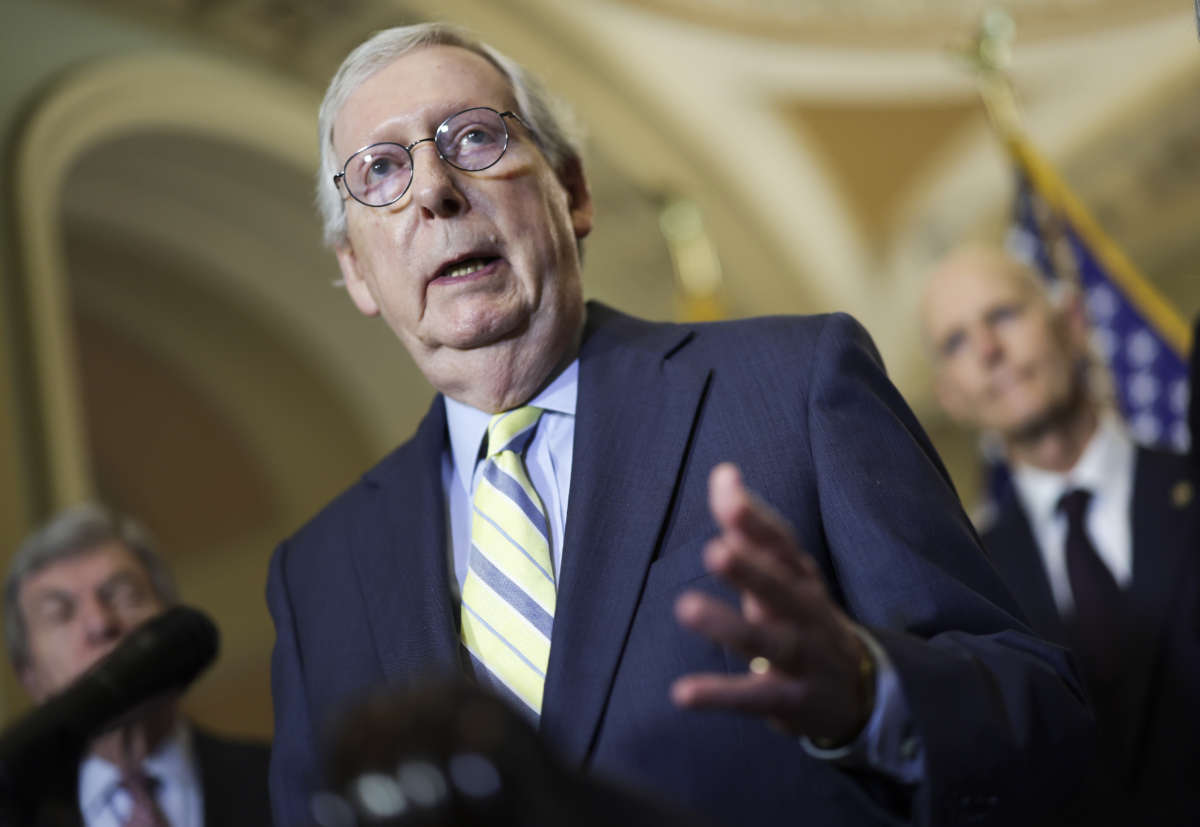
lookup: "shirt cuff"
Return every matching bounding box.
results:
[800,625,925,785]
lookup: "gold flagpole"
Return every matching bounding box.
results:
[959,9,1190,355]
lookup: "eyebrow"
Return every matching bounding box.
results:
[27,588,74,607]
[26,568,146,605]
[361,102,498,145]
[96,569,147,596]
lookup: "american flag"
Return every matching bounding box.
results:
[1004,134,1193,453]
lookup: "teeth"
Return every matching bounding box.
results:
[444,258,488,278]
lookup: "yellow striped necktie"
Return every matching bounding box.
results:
[460,406,555,718]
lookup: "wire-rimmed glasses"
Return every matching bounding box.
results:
[333,106,525,208]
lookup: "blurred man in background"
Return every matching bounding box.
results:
[3,504,272,827]
[922,243,1200,823]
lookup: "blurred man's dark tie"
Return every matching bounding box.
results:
[1057,488,1124,681]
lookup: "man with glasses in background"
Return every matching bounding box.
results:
[268,23,1092,827]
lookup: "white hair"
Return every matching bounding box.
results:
[316,22,584,248]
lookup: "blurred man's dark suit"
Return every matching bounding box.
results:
[269,303,1091,827]
[982,446,1200,824]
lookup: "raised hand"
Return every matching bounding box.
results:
[671,463,875,746]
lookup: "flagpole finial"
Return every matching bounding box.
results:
[973,8,1015,75]
[957,8,1022,138]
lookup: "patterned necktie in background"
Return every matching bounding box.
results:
[117,765,168,827]
[1057,488,1125,681]
[460,406,556,719]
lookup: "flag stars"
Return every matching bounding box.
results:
[1168,379,1189,416]
[1130,412,1162,445]
[1127,372,1161,409]
[1085,285,1118,323]
[1126,330,1160,368]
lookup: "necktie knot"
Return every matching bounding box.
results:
[120,769,160,795]
[486,406,543,458]
[116,765,167,827]
[1056,488,1093,526]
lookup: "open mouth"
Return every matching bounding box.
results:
[436,256,500,281]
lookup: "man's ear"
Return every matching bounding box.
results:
[335,243,380,317]
[558,157,593,240]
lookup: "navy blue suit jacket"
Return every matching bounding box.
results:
[268,304,1090,826]
[982,445,1200,823]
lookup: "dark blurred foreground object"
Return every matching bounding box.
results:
[0,606,218,826]
[314,680,708,827]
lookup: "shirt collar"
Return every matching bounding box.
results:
[79,720,192,818]
[143,719,193,788]
[1011,413,1134,524]
[444,359,579,495]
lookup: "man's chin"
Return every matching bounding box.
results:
[996,404,1068,444]
[428,310,530,352]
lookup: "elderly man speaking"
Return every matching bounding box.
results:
[267,23,1090,827]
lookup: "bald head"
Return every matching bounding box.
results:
[921,243,1091,442]
[921,244,1047,345]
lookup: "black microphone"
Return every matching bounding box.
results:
[0,605,219,796]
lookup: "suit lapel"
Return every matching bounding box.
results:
[984,501,1067,644]
[351,397,460,682]
[1122,447,1196,757]
[540,304,710,766]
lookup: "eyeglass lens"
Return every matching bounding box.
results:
[341,107,511,207]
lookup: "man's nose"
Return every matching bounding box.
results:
[409,141,467,220]
[81,599,123,643]
[976,326,1004,366]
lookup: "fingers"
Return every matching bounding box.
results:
[704,537,825,624]
[673,589,871,740]
[707,463,810,578]
[671,671,806,716]
[675,590,804,671]
[675,464,870,740]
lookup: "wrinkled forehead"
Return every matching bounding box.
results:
[924,253,1043,330]
[333,45,518,158]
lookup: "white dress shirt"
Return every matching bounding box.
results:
[1010,414,1135,615]
[78,721,203,827]
[440,359,923,784]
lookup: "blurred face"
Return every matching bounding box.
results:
[18,542,166,701]
[922,249,1088,439]
[332,45,592,400]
